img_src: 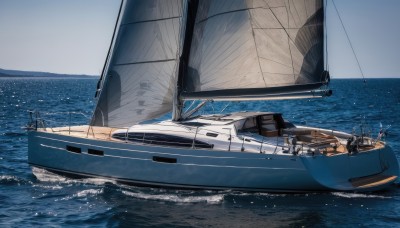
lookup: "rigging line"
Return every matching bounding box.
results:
[258,56,293,68]
[220,102,231,113]
[324,0,329,71]
[247,10,268,87]
[195,5,281,25]
[332,0,365,81]
[262,1,299,49]
[286,2,296,83]
[262,0,308,82]
[262,0,296,82]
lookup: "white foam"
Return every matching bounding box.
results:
[332,192,391,199]
[80,178,116,185]
[32,184,63,190]
[32,167,116,186]
[32,167,68,182]
[122,190,224,204]
[74,189,103,198]
[57,188,103,201]
[0,175,18,181]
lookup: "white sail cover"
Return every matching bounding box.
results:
[182,0,326,100]
[92,0,185,127]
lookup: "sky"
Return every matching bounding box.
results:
[0,0,121,76]
[0,0,399,78]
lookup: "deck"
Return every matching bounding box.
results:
[37,125,385,156]
[38,125,119,141]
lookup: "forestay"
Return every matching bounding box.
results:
[182,0,327,100]
[92,0,186,127]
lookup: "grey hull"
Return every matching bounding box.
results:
[28,131,398,192]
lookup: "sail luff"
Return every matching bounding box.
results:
[94,0,125,99]
[91,0,127,126]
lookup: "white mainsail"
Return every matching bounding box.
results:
[182,0,327,100]
[92,0,186,127]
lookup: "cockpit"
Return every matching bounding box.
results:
[234,113,291,137]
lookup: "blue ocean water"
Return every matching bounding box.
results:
[0,77,400,227]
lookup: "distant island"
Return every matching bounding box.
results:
[0,68,99,78]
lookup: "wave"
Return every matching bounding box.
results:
[331,192,391,199]
[57,188,104,201]
[0,175,31,185]
[121,190,224,204]
[32,184,63,190]
[74,188,103,198]
[31,167,116,186]
[81,178,117,186]
[32,167,69,183]
[231,192,289,198]
[0,175,19,183]
[2,132,26,137]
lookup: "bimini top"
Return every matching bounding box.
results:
[182,112,280,126]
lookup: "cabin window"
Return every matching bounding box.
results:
[128,133,145,142]
[112,133,213,149]
[112,133,126,140]
[112,133,144,141]
[241,117,258,133]
[206,132,218,137]
[88,149,104,156]
[66,145,81,153]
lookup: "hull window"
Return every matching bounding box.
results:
[153,156,177,164]
[88,149,104,156]
[66,145,81,154]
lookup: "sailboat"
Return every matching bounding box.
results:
[28,0,398,192]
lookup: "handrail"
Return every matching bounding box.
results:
[28,111,295,153]
[27,111,91,132]
[192,127,199,149]
[260,136,265,153]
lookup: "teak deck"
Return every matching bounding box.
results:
[39,125,118,141]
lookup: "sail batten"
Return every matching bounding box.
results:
[114,59,177,66]
[122,16,182,25]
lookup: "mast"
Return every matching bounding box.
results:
[173,0,199,121]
